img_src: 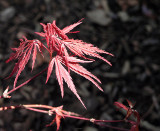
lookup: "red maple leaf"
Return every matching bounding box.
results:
[46,55,86,108]
[7,19,113,107]
[38,20,113,107]
[6,37,43,88]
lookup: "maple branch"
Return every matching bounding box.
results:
[63,114,123,123]
[63,115,129,131]
[0,68,47,99]
[0,104,131,131]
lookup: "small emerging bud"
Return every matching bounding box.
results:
[3,86,11,98]
[90,118,95,123]
[48,110,53,116]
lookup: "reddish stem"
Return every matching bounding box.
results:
[0,68,47,99]
[0,104,130,131]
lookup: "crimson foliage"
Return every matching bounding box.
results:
[6,19,113,107]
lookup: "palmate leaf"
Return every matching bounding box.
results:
[6,38,43,88]
[13,46,33,88]
[56,58,85,108]
[46,56,86,108]
[36,19,113,67]
[46,55,106,107]
[35,19,83,53]
[7,19,113,108]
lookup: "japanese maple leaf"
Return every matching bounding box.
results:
[36,19,113,107]
[7,19,113,108]
[36,19,113,65]
[35,19,83,54]
[6,37,43,88]
[45,54,109,108]
[46,55,86,108]
[36,19,113,72]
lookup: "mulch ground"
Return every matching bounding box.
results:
[0,0,160,131]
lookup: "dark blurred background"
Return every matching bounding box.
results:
[0,0,160,131]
